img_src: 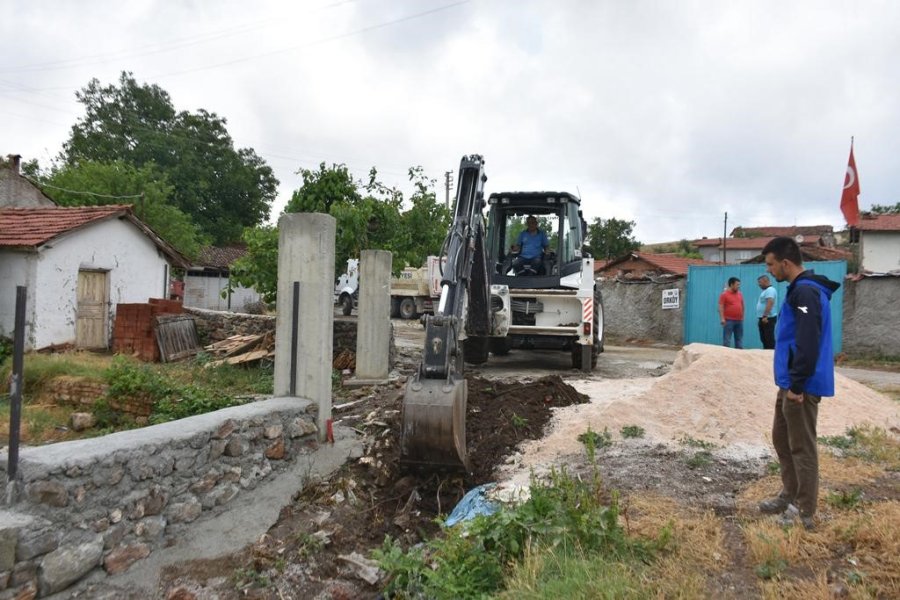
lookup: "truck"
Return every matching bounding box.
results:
[334,258,359,316]
[400,154,604,471]
[389,256,444,319]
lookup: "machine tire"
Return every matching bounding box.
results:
[570,287,603,370]
[390,297,401,318]
[340,293,353,316]
[489,337,512,356]
[464,336,489,364]
[399,297,418,320]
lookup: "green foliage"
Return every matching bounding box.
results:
[586,217,641,262]
[62,71,277,244]
[819,432,857,450]
[229,226,279,303]
[619,425,645,439]
[0,337,11,367]
[685,450,713,469]
[103,356,242,424]
[825,488,864,509]
[767,461,781,475]
[510,413,528,429]
[868,202,900,215]
[753,533,788,580]
[578,427,613,461]
[232,163,450,301]
[820,426,899,467]
[231,566,271,590]
[29,160,204,258]
[678,435,717,450]
[374,468,655,599]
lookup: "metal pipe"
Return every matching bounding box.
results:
[7,286,26,482]
[289,281,300,396]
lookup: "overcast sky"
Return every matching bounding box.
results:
[3,0,898,243]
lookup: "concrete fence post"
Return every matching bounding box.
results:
[273,213,335,441]
[355,250,392,380]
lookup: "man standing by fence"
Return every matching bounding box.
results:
[757,236,840,530]
[756,275,778,349]
[718,277,744,348]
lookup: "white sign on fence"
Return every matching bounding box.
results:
[662,288,680,310]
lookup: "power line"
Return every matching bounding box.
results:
[25,178,143,200]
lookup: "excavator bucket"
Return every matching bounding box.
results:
[400,375,469,471]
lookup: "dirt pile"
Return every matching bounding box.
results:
[503,343,900,472]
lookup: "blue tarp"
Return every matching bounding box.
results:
[444,483,498,527]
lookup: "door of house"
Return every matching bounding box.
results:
[76,270,109,349]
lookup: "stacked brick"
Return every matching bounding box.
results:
[41,376,154,418]
[112,299,184,362]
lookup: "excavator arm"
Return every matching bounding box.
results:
[400,155,489,470]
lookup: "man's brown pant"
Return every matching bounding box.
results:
[772,389,820,517]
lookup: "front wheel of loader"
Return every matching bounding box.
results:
[464,336,489,364]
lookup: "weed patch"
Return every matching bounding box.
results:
[619,425,645,439]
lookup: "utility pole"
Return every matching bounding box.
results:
[444,171,454,210]
[722,211,728,264]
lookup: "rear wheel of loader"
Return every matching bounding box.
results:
[464,336,489,364]
[571,288,603,370]
[489,337,512,356]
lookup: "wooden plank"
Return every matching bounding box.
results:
[155,315,201,363]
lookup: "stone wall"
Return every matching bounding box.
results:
[38,376,153,419]
[599,279,685,345]
[842,277,900,357]
[0,399,320,598]
[184,307,373,359]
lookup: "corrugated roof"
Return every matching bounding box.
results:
[0,205,189,268]
[857,213,900,231]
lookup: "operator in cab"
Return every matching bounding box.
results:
[511,215,549,275]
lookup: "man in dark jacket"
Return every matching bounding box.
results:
[757,237,840,530]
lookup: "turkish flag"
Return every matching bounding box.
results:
[841,145,860,227]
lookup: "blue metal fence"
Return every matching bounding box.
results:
[684,261,846,351]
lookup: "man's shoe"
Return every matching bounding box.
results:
[775,504,815,530]
[758,496,789,514]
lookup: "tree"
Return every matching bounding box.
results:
[231,164,451,302]
[586,217,641,262]
[62,72,278,244]
[869,202,900,215]
[30,160,205,258]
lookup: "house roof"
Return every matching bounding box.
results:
[857,213,900,231]
[730,225,833,238]
[596,251,712,276]
[693,237,777,249]
[0,205,189,267]
[194,245,247,269]
[742,245,852,264]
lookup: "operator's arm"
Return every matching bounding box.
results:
[788,285,823,394]
[541,231,549,253]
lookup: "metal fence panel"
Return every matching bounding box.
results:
[685,261,846,351]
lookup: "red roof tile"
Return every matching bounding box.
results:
[857,213,900,231]
[194,245,248,269]
[0,205,132,247]
[694,237,777,250]
[596,251,713,276]
[730,225,833,237]
[0,205,190,268]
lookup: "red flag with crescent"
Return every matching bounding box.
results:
[841,145,860,227]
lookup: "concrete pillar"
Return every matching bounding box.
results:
[354,250,392,381]
[273,213,335,440]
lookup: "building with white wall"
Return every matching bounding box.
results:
[183,245,262,312]
[0,205,188,350]
[858,214,900,273]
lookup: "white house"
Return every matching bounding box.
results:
[183,245,262,311]
[858,214,900,273]
[0,205,189,350]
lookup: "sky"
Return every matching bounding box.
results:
[2,0,898,244]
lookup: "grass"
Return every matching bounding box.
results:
[0,351,274,444]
